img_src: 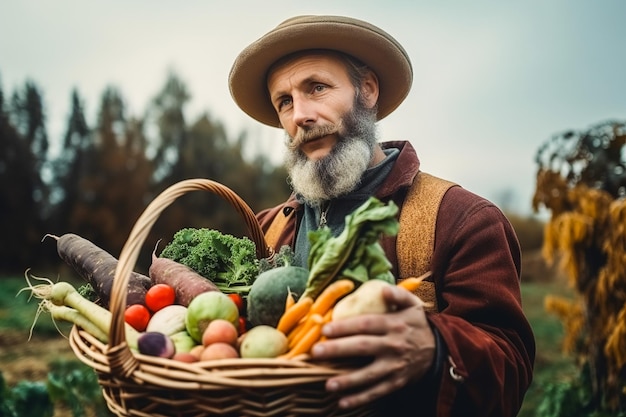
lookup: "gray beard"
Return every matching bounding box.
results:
[284,100,378,207]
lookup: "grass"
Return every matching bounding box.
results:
[0,274,75,336]
[1,274,580,416]
[518,278,579,417]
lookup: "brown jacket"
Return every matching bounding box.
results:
[256,141,535,416]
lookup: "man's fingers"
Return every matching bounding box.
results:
[383,284,426,310]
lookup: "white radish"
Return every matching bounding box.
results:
[23,273,139,349]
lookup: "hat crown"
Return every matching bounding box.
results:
[229,15,412,128]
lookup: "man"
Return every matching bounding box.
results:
[229,15,535,416]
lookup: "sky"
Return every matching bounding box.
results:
[2,1,625,216]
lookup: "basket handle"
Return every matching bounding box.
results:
[106,178,270,377]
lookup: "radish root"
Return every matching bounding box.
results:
[21,269,68,341]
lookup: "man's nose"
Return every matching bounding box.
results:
[292,97,317,128]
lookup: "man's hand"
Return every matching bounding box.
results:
[310,284,436,409]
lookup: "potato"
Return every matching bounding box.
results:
[200,342,239,360]
[173,352,199,363]
[332,279,392,320]
[189,344,205,360]
[239,325,288,358]
[202,319,239,347]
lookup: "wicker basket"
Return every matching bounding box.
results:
[68,178,380,417]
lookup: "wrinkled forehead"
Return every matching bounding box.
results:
[267,49,367,85]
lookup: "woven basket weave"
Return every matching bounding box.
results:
[68,178,380,417]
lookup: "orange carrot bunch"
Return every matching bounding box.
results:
[278,279,355,359]
[276,273,431,359]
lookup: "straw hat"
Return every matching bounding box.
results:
[229,15,413,128]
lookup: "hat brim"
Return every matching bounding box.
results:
[229,15,413,128]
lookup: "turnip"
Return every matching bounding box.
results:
[146,304,188,336]
[137,332,176,358]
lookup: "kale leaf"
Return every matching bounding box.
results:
[159,228,260,292]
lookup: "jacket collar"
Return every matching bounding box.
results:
[375,141,420,198]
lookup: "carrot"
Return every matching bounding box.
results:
[284,280,352,342]
[45,233,152,308]
[397,271,432,293]
[309,279,355,316]
[285,289,296,311]
[149,246,220,307]
[288,309,332,344]
[287,313,315,348]
[397,277,423,292]
[276,296,313,335]
[283,314,324,359]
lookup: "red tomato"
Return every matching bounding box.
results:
[238,317,247,335]
[145,284,176,313]
[124,304,151,332]
[228,293,244,312]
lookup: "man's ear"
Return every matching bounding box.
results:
[360,70,380,109]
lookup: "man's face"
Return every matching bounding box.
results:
[266,52,379,205]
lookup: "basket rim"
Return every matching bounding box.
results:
[69,326,349,389]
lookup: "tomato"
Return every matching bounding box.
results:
[145,284,176,313]
[238,317,247,335]
[124,304,151,332]
[228,293,244,312]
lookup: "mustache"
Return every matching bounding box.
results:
[286,121,344,151]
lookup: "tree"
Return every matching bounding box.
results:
[533,119,626,414]
[148,71,190,185]
[0,80,49,271]
[10,81,49,211]
[67,86,153,257]
[48,89,91,233]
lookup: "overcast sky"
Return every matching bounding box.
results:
[2,1,625,216]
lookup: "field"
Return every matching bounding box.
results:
[0,268,578,416]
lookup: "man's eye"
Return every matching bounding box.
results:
[277,97,292,111]
[313,84,326,93]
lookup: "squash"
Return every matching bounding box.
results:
[246,266,308,328]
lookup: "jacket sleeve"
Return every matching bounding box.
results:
[425,187,535,416]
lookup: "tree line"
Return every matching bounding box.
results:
[0,71,291,275]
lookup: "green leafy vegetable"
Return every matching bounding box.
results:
[77,283,98,303]
[257,245,297,274]
[302,197,399,300]
[159,228,260,292]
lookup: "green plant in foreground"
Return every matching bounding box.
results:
[0,372,53,417]
[0,360,113,417]
[536,363,626,417]
[46,359,113,417]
